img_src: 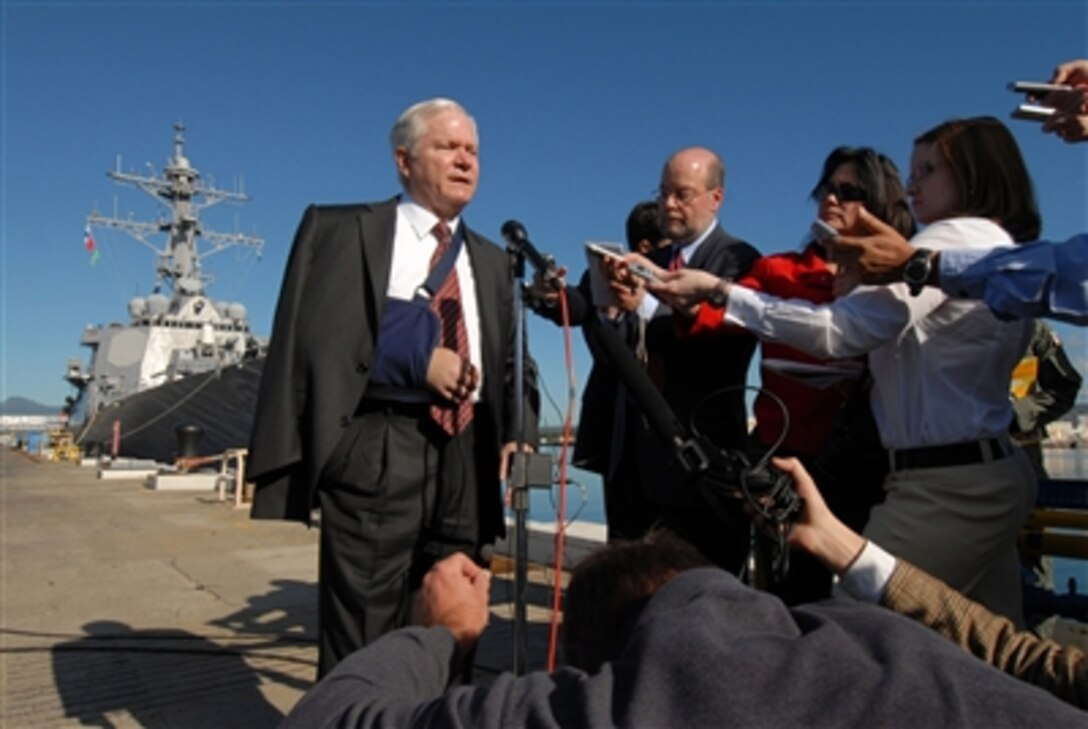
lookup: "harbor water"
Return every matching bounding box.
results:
[1044,447,1088,480]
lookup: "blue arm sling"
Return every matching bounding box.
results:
[367,226,465,401]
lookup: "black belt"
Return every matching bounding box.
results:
[356,398,431,417]
[890,438,1008,471]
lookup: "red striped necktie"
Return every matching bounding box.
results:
[668,246,685,271]
[429,221,474,436]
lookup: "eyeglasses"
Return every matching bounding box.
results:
[815,181,867,203]
[654,187,709,205]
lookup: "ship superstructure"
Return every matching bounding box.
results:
[66,125,266,458]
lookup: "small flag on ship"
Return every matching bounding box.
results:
[84,225,100,266]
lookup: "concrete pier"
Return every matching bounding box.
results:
[1,450,568,727]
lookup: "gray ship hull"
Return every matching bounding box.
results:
[77,358,264,463]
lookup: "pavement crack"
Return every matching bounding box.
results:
[169,558,232,605]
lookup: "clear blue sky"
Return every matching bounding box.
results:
[3,1,1086,421]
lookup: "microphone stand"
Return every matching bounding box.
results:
[500,219,562,675]
[506,242,531,676]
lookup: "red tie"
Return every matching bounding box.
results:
[668,246,685,271]
[429,221,474,436]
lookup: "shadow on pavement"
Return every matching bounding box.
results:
[52,620,285,727]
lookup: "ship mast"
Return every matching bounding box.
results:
[86,123,264,297]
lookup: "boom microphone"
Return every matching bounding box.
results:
[501,220,562,287]
[582,312,803,578]
[582,314,697,466]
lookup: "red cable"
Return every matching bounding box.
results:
[546,286,577,671]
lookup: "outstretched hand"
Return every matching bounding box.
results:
[1041,87,1088,143]
[1042,60,1088,143]
[829,207,915,284]
[627,252,724,314]
[525,264,568,309]
[598,254,647,312]
[1050,58,1088,87]
[774,457,866,575]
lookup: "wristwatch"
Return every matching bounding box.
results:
[707,278,730,308]
[902,248,934,297]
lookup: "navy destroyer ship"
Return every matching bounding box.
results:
[65,125,266,462]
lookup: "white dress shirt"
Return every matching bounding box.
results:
[388,198,483,397]
[725,218,1033,449]
[836,540,898,603]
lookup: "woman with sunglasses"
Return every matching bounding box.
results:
[639,117,1040,625]
[681,146,915,604]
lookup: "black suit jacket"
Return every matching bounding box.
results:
[647,224,760,449]
[247,198,538,542]
[538,270,643,478]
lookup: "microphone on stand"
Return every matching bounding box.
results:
[501,220,563,289]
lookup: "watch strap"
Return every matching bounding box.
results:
[903,248,933,297]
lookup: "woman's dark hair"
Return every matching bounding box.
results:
[562,529,710,673]
[810,146,916,239]
[914,116,1041,242]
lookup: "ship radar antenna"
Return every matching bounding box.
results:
[85,125,264,298]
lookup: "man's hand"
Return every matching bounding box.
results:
[525,265,568,309]
[1041,87,1088,143]
[775,458,866,575]
[1042,59,1088,143]
[411,553,491,654]
[830,207,916,284]
[596,255,646,312]
[498,440,534,481]
[640,260,724,314]
[608,277,646,312]
[1050,58,1088,87]
[426,347,478,403]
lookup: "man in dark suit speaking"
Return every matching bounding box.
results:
[247,98,539,676]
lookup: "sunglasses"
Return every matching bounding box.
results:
[815,182,867,203]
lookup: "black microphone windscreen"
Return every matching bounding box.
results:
[501,220,528,244]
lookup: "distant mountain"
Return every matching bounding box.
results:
[0,397,61,416]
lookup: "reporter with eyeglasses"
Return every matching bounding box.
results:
[604,146,762,572]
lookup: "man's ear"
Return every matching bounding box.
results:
[710,186,725,210]
[394,146,412,181]
[637,239,653,255]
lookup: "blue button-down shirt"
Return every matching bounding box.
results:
[940,234,1087,325]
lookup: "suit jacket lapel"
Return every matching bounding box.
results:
[357,199,398,341]
[686,223,723,270]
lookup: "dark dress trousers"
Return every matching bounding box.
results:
[247,199,538,675]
